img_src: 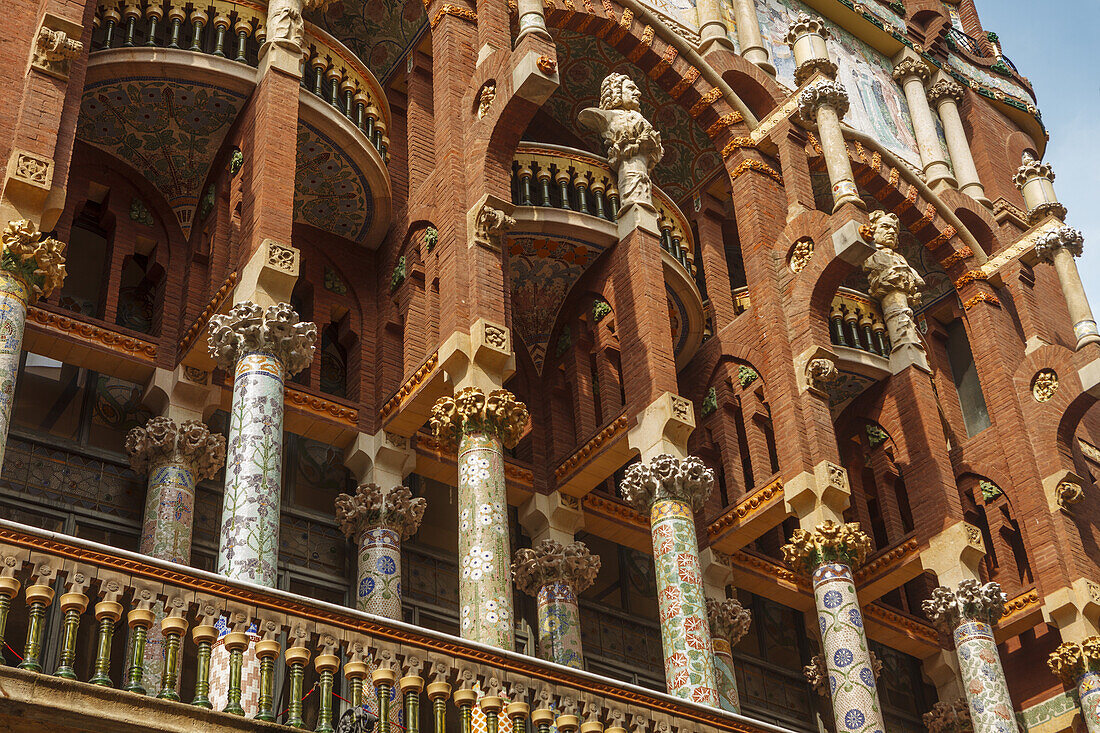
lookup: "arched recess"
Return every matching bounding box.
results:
[957,471,1033,596]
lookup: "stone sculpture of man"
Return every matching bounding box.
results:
[578,73,664,212]
[267,0,305,47]
[861,210,927,371]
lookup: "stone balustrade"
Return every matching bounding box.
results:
[0,519,795,733]
[510,143,697,279]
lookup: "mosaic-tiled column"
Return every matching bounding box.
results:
[0,220,66,470]
[783,521,885,733]
[922,580,1016,733]
[1032,226,1099,350]
[1049,637,1100,733]
[430,387,529,651]
[335,483,426,617]
[706,598,751,713]
[207,301,316,586]
[513,539,601,668]
[620,454,719,706]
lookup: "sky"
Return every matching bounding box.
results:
[973,0,1100,304]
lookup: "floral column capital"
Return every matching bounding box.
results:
[706,598,751,645]
[922,698,973,733]
[781,520,872,575]
[125,417,226,479]
[429,387,529,450]
[927,79,965,105]
[797,80,850,122]
[892,57,931,84]
[207,301,317,376]
[1048,637,1100,686]
[1014,151,1056,190]
[334,484,426,542]
[920,579,1007,633]
[512,539,601,597]
[620,454,715,513]
[1034,225,1084,264]
[2,219,66,298]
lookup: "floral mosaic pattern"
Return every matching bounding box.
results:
[218,353,286,588]
[358,526,402,618]
[457,431,514,650]
[537,580,584,668]
[0,272,29,470]
[76,79,245,238]
[755,0,922,169]
[954,621,1016,733]
[546,29,723,203]
[1078,671,1100,733]
[294,123,373,242]
[306,0,426,83]
[507,233,607,373]
[140,462,196,564]
[651,498,719,705]
[813,562,885,733]
[712,637,742,713]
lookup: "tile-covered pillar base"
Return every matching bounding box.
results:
[431,387,529,652]
[1048,638,1100,733]
[924,581,1015,733]
[622,455,719,706]
[0,271,28,471]
[513,539,600,668]
[707,598,751,713]
[335,483,426,618]
[784,522,885,733]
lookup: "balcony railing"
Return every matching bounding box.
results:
[828,288,889,357]
[0,520,795,733]
[511,143,697,279]
[90,0,390,161]
[945,27,1019,75]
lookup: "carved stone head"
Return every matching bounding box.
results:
[869,210,901,250]
[599,73,641,112]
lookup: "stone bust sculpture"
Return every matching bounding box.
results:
[578,73,664,211]
[267,0,305,46]
[862,211,924,303]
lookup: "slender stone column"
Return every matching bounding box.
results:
[126,417,226,564]
[207,301,316,586]
[798,81,865,212]
[1049,638,1100,733]
[430,387,529,650]
[892,58,955,189]
[730,0,774,73]
[928,79,990,206]
[335,483,427,617]
[0,220,66,470]
[922,580,1016,733]
[515,0,550,41]
[1014,152,1066,225]
[782,521,886,733]
[621,455,719,705]
[861,211,929,373]
[513,539,601,668]
[706,598,751,713]
[1033,226,1100,350]
[785,13,836,85]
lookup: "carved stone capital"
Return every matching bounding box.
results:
[892,57,930,84]
[207,301,317,375]
[926,79,965,105]
[1048,637,1100,685]
[1,219,66,299]
[1014,151,1055,190]
[1033,225,1084,263]
[334,483,426,541]
[512,539,601,596]
[922,698,973,733]
[781,520,872,574]
[921,579,1007,632]
[472,204,516,251]
[125,417,226,480]
[620,454,714,514]
[797,80,849,122]
[705,598,751,646]
[429,387,529,450]
[784,12,830,45]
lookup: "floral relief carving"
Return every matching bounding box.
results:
[927,79,965,105]
[705,598,751,646]
[429,387,529,450]
[922,698,973,733]
[334,483,426,542]
[789,238,814,273]
[477,82,496,120]
[1031,369,1058,402]
[2,219,66,299]
[921,579,1007,633]
[483,322,508,350]
[207,301,317,376]
[619,454,714,513]
[797,80,850,122]
[266,242,298,272]
[512,539,601,596]
[781,521,872,574]
[1033,225,1084,264]
[11,152,52,189]
[32,25,82,78]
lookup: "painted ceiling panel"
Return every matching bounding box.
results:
[306,0,427,83]
[295,122,374,242]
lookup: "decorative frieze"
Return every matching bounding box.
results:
[2,219,67,299]
[335,484,426,541]
[207,302,317,376]
[619,454,715,513]
[429,387,529,450]
[781,520,872,575]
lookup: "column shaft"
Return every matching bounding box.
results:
[1079,671,1100,733]
[357,526,402,618]
[1050,246,1099,348]
[732,0,771,69]
[899,77,954,188]
[0,271,29,470]
[458,430,514,650]
[712,637,741,713]
[536,580,584,668]
[140,461,198,564]
[935,98,988,204]
[953,620,1015,733]
[652,498,719,705]
[815,105,861,211]
[813,562,885,733]
[218,352,286,587]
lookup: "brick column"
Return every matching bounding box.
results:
[922,581,1016,733]
[513,540,600,668]
[0,220,65,470]
[335,483,427,617]
[430,387,529,650]
[1049,639,1100,733]
[621,455,719,706]
[207,302,317,586]
[783,522,886,733]
[707,598,751,713]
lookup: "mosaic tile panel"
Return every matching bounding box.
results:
[0,271,29,471]
[358,526,402,618]
[651,498,719,705]
[813,561,885,733]
[294,123,373,242]
[305,0,426,83]
[537,580,584,668]
[457,431,514,650]
[217,352,285,588]
[209,620,261,716]
[954,620,1016,733]
[1079,671,1100,733]
[1017,691,1076,732]
[712,637,742,713]
[140,461,196,564]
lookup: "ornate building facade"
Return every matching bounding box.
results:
[0,0,1096,732]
